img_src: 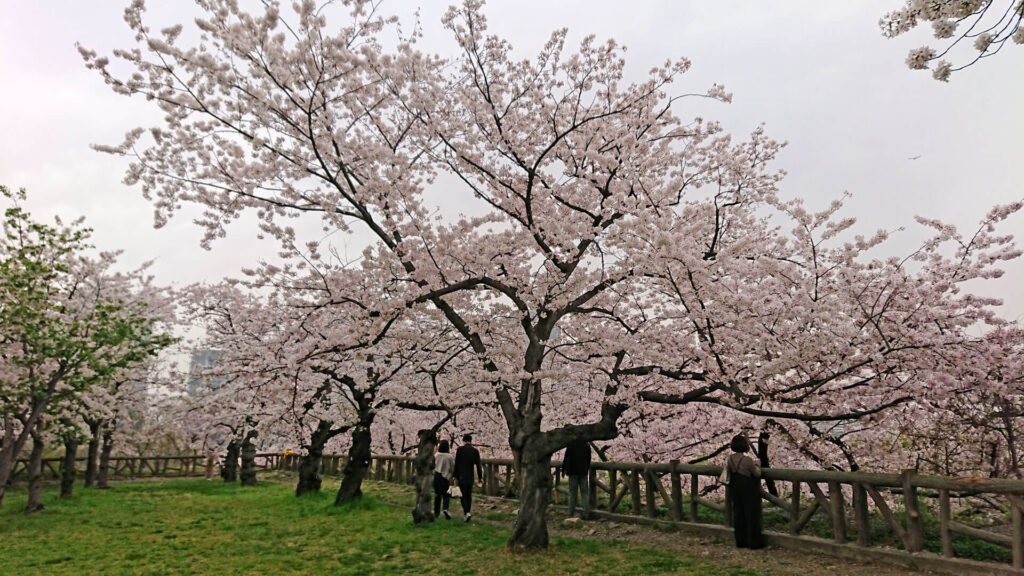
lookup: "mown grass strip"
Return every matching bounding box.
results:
[0,480,766,576]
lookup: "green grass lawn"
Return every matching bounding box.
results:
[0,479,766,576]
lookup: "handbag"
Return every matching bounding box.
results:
[448,484,462,498]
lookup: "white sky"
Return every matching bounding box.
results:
[1,1,1022,324]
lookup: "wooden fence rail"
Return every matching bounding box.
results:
[15,452,1024,575]
[10,455,210,481]
[254,453,1024,576]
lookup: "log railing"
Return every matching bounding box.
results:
[10,455,209,481]
[259,453,1024,576]
[16,452,1024,574]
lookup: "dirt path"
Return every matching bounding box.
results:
[369,481,948,576]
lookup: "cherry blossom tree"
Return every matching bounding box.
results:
[182,254,481,503]
[87,361,173,489]
[882,0,1024,80]
[83,1,1021,549]
[861,326,1024,478]
[575,196,1020,477]
[0,186,175,511]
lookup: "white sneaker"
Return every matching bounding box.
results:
[442,510,451,520]
[464,512,472,523]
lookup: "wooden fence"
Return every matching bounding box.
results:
[255,453,1024,576]
[10,455,209,481]
[15,452,1024,575]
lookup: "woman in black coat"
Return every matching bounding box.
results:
[726,434,763,549]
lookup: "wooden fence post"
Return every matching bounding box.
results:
[644,470,657,518]
[630,470,642,516]
[487,463,497,496]
[504,463,513,497]
[1012,495,1024,569]
[790,480,801,535]
[690,473,699,522]
[854,482,870,547]
[669,461,683,521]
[828,480,847,544]
[901,470,923,553]
[939,488,952,558]
[588,467,598,511]
[608,469,618,512]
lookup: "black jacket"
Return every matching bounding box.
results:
[454,444,482,484]
[561,440,591,476]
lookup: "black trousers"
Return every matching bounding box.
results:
[433,473,451,517]
[458,481,474,515]
[730,473,763,549]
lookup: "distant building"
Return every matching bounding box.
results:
[186,349,226,396]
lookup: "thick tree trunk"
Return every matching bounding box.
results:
[0,377,66,510]
[61,435,78,498]
[221,439,240,483]
[508,441,553,550]
[0,414,16,510]
[296,420,333,496]
[239,430,258,487]
[97,426,114,489]
[335,424,372,506]
[411,429,437,524]
[500,367,626,550]
[26,420,46,513]
[0,453,10,511]
[84,419,101,488]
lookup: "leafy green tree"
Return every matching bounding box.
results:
[0,186,175,511]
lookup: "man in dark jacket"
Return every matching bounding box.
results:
[562,439,592,519]
[454,434,483,522]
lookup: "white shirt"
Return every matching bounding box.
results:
[434,452,455,477]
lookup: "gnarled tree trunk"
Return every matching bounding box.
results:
[335,424,371,505]
[508,439,553,550]
[26,420,46,513]
[501,367,626,551]
[411,429,437,524]
[97,425,114,489]
[61,434,78,498]
[221,439,240,483]
[297,420,335,496]
[335,387,377,506]
[239,430,258,487]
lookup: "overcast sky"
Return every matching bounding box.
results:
[1,1,1021,324]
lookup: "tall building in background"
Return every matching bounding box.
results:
[186,349,225,396]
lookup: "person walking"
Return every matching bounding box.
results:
[561,439,592,519]
[726,434,763,549]
[433,439,456,520]
[453,434,483,522]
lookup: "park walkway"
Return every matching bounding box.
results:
[367,480,945,576]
